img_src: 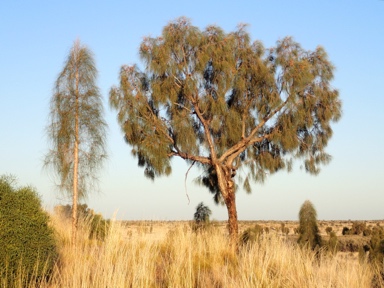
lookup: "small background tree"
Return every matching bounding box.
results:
[194,202,212,224]
[297,200,322,250]
[0,175,58,286]
[193,202,212,230]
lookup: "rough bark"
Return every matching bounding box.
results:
[215,164,239,247]
[224,188,238,246]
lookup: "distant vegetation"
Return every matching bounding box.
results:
[297,200,322,250]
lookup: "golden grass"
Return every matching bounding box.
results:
[7,216,383,288]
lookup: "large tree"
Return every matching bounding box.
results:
[110,18,341,244]
[45,40,107,244]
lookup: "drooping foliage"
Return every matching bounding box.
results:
[45,40,107,198]
[110,17,341,240]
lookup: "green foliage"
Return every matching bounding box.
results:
[297,200,322,250]
[0,175,58,286]
[193,202,212,224]
[192,202,212,232]
[55,204,110,240]
[110,16,341,192]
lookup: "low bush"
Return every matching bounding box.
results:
[240,224,264,245]
[342,227,350,235]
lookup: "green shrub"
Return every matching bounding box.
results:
[297,200,322,250]
[193,202,212,224]
[0,175,58,286]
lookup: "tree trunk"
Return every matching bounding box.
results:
[72,64,80,245]
[224,189,239,246]
[72,133,78,245]
[215,164,239,248]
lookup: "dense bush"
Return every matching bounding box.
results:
[297,200,322,250]
[0,175,58,286]
[342,227,350,235]
[54,203,110,240]
[369,226,384,264]
[351,222,366,235]
[325,226,333,235]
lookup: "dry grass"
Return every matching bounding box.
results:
[6,217,384,287]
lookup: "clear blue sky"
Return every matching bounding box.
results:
[1,1,383,221]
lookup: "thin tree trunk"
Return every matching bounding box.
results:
[72,126,78,245]
[72,63,80,246]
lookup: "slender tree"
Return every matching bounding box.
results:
[45,40,107,244]
[110,17,341,244]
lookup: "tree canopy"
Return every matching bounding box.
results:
[110,17,342,242]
